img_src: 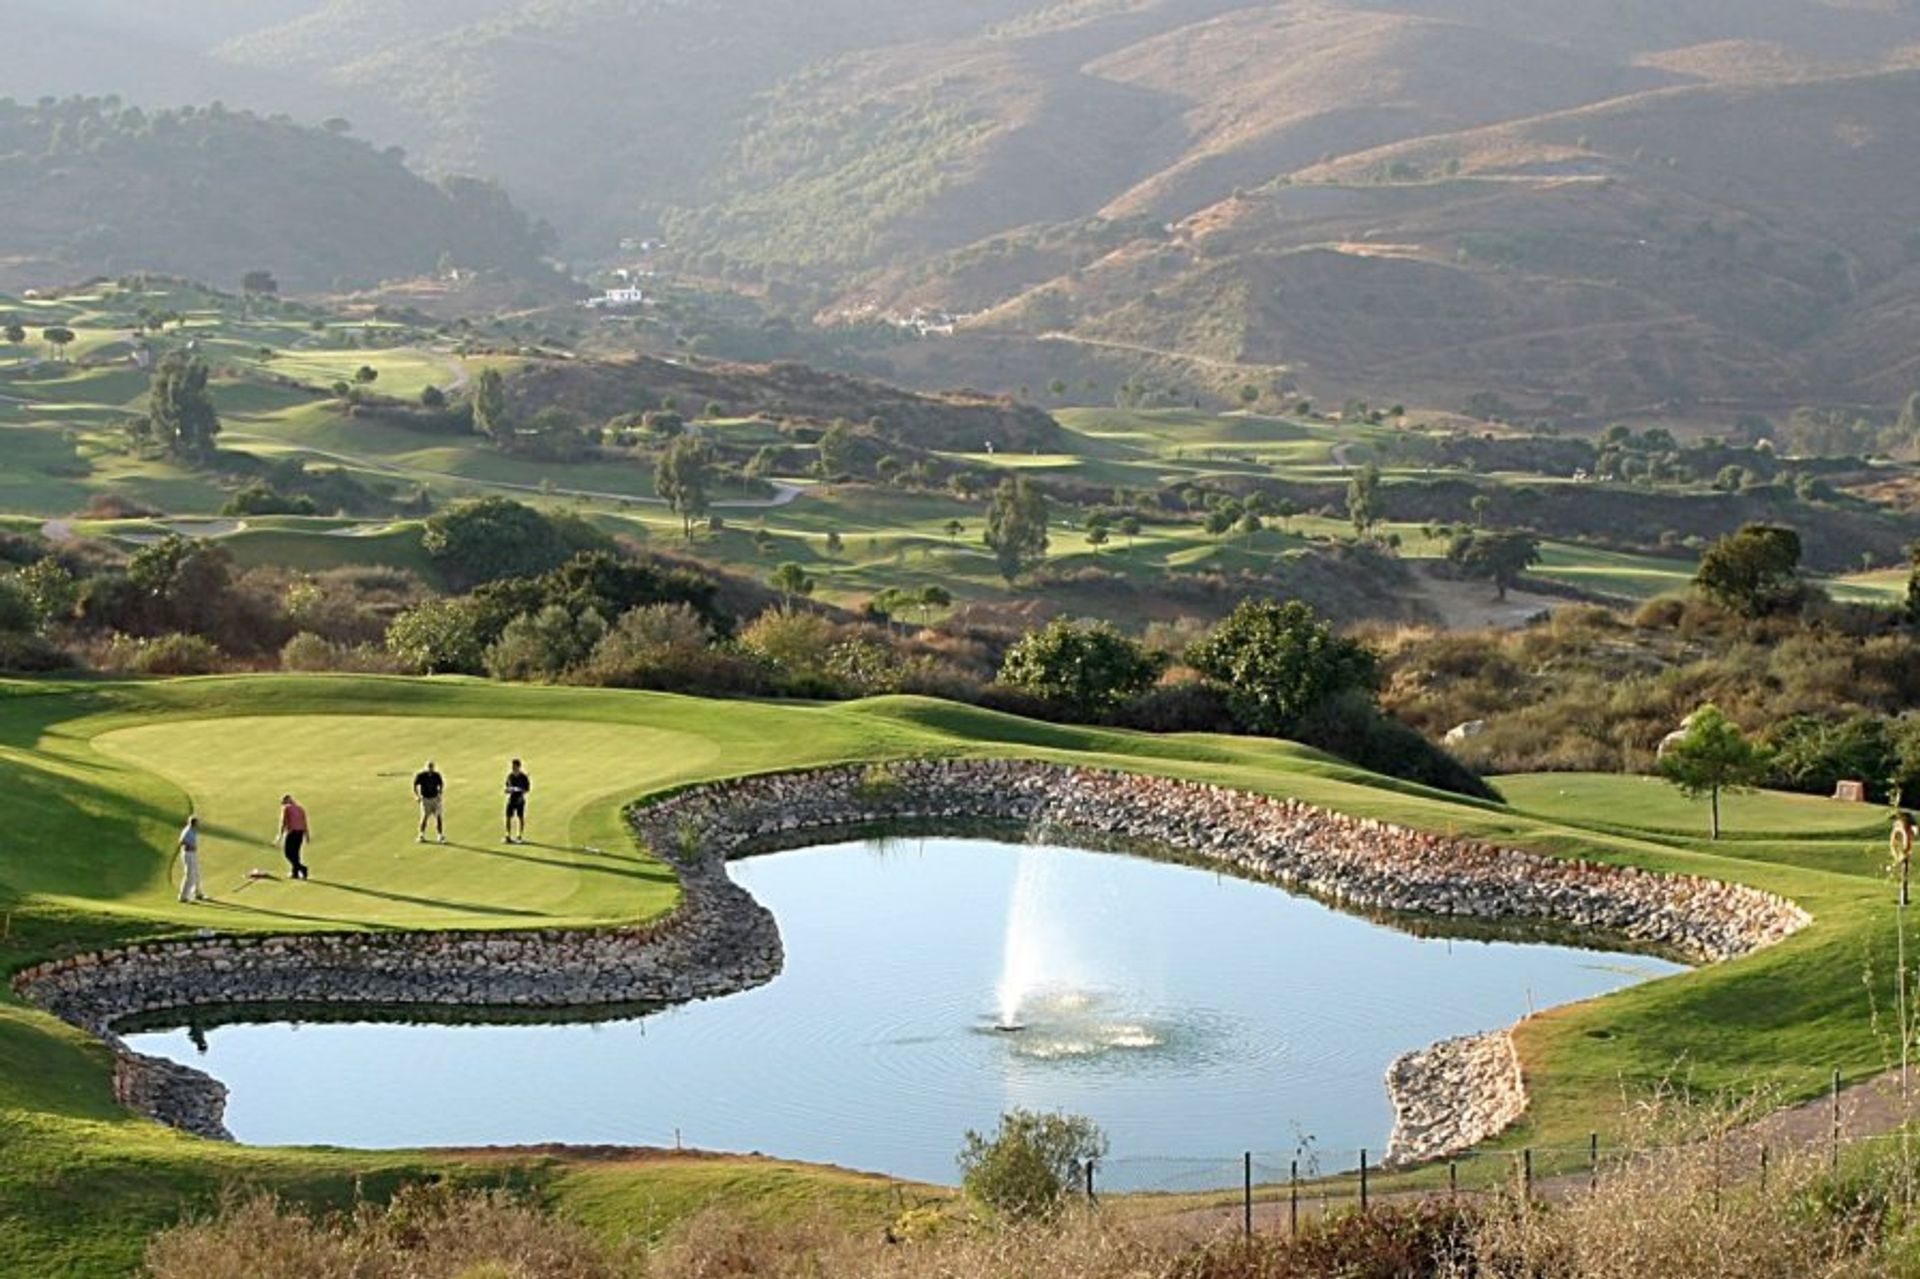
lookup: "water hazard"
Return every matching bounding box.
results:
[123,837,1684,1187]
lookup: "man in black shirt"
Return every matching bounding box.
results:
[504,758,531,844]
[414,760,447,844]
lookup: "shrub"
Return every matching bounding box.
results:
[280,632,404,674]
[739,608,839,675]
[1187,599,1380,737]
[484,605,608,681]
[998,618,1165,714]
[1112,679,1235,733]
[957,1109,1107,1221]
[1292,690,1500,800]
[102,632,225,675]
[385,596,507,675]
[421,497,612,590]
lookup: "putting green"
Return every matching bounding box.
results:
[94,714,713,928]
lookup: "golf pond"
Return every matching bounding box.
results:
[123,836,1683,1189]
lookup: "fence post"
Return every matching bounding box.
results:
[1360,1148,1370,1213]
[1086,1159,1097,1205]
[1831,1067,1842,1171]
[1523,1148,1534,1202]
[1589,1132,1599,1193]
[1244,1151,1253,1240]
[1448,1161,1458,1201]
[1290,1159,1299,1236]
[1760,1143,1770,1192]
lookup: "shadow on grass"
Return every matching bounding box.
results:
[446,842,675,887]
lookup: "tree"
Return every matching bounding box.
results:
[1448,530,1542,601]
[1907,539,1920,627]
[472,367,512,447]
[3,323,26,346]
[1695,523,1803,617]
[41,326,74,361]
[145,352,221,461]
[983,476,1050,583]
[1469,494,1491,527]
[1347,462,1381,536]
[354,365,379,385]
[999,618,1165,714]
[15,557,78,625]
[1658,704,1769,839]
[1085,512,1111,553]
[957,1110,1108,1220]
[240,270,278,302]
[657,436,714,538]
[420,497,602,590]
[943,519,965,545]
[1118,514,1142,552]
[824,529,844,562]
[1239,383,1261,406]
[916,584,952,625]
[769,561,815,607]
[420,384,447,409]
[1186,599,1380,737]
[1237,511,1263,546]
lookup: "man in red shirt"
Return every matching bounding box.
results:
[275,794,312,880]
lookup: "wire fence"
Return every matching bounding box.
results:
[1074,1082,1920,1237]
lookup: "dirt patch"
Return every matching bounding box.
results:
[1410,564,1558,631]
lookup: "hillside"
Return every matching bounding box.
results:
[16,0,1920,406]
[0,97,556,293]
[502,353,1067,453]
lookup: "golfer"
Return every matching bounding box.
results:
[414,759,447,843]
[176,814,206,903]
[275,793,311,880]
[504,758,531,844]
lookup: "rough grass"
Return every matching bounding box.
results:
[143,1137,1920,1279]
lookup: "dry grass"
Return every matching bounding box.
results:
[145,1137,1920,1279]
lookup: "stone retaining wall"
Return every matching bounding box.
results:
[12,757,1809,1163]
[1384,1031,1526,1166]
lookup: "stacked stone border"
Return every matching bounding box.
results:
[12,758,1809,1163]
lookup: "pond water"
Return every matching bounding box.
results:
[123,837,1683,1188]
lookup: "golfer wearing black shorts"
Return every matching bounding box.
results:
[504,759,531,844]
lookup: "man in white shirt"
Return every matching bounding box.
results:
[177,814,207,903]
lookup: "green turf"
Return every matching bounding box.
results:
[1498,772,1890,840]
[0,674,1908,1275]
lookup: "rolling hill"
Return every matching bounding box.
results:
[15,0,1920,408]
[0,97,558,293]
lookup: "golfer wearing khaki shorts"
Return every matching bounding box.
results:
[414,760,447,844]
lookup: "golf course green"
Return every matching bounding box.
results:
[0,674,1904,1275]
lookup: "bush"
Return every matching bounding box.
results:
[998,617,1165,714]
[280,632,404,674]
[1292,690,1500,801]
[1112,679,1235,733]
[0,631,70,672]
[577,604,773,696]
[385,596,504,675]
[484,605,608,682]
[221,482,318,517]
[1187,599,1380,737]
[102,632,225,675]
[421,497,612,590]
[956,1109,1107,1220]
